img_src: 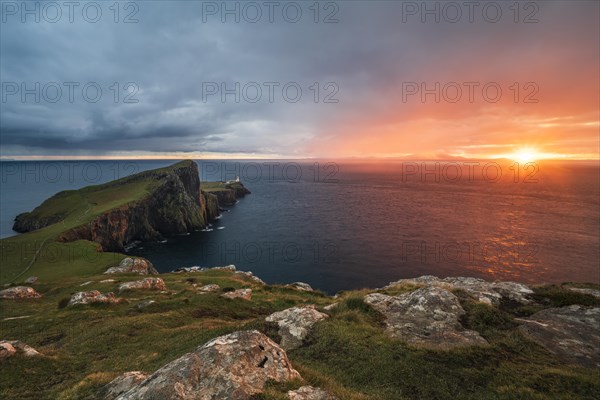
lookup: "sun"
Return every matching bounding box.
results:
[512,147,540,163]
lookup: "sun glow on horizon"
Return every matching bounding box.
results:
[512,147,542,163]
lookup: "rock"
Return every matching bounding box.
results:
[105,258,158,275]
[68,291,124,306]
[323,303,339,311]
[235,270,266,285]
[0,342,16,360]
[364,287,488,349]
[567,287,600,298]
[0,286,42,299]
[518,306,600,368]
[266,306,329,350]
[118,278,167,293]
[136,300,156,310]
[173,264,237,273]
[198,284,220,293]
[384,275,533,306]
[115,330,300,399]
[221,288,252,301]
[24,276,38,284]
[0,340,41,359]
[101,371,150,400]
[285,282,314,292]
[80,281,94,286]
[288,386,337,400]
[101,279,116,283]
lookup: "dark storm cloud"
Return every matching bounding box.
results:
[0,1,598,158]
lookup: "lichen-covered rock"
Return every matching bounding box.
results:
[221,288,252,301]
[364,287,488,349]
[285,282,314,292]
[0,340,41,359]
[288,386,337,400]
[101,371,150,400]
[0,286,42,299]
[68,291,124,306]
[384,276,532,305]
[105,258,158,275]
[118,278,166,293]
[24,276,38,284]
[198,284,220,292]
[266,306,328,350]
[518,306,600,368]
[115,330,300,399]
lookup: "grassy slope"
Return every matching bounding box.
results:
[0,161,195,284]
[0,268,598,400]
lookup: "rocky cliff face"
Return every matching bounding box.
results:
[58,162,208,252]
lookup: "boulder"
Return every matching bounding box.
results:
[118,278,166,293]
[266,306,329,350]
[0,340,41,359]
[24,276,38,284]
[115,330,301,399]
[384,275,532,305]
[221,288,252,301]
[518,306,600,368]
[364,287,488,349]
[101,371,150,400]
[288,386,337,400]
[285,282,314,292]
[105,258,158,275]
[235,271,266,285]
[0,286,42,299]
[0,342,16,360]
[198,284,221,293]
[68,291,124,306]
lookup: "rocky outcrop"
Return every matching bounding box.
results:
[0,340,41,360]
[0,286,42,299]
[365,287,488,349]
[13,211,64,233]
[235,270,267,285]
[288,386,337,400]
[173,264,237,273]
[384,276,533,306]
[198,284,220,293]
[518,306,600,368]
[567,287,600,298]
[105,258,158,275]
[118,278,166,293]
[68,291,124,306]
[115,330,300,399]
[221,288,252,301]
[101,371,150,400]
[285,282,314,292]
[266,306,329,350]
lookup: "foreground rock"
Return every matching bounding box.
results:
[365,287,487,349]
[385,275,533,305]
[221,288,252,301]
[68,291,124,306]
[288,386,337,400]
[0,286,42,299]
[518,306,600,368]
[118,278,166,293]
[101,371,149,400]
[115,330,300,399]
[266,306,329,350]
[105,258,158,275]
[0,340,41,360]
[567,287,600,298]
[285,282,314,292]
[198,284,220,293]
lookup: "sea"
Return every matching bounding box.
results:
[1,159,598,294]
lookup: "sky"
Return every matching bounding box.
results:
[1,1,599,160]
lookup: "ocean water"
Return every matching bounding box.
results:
[1,160,598,294]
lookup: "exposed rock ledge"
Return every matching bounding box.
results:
[365,286,488,349]
[112,330,300,399]
[105,258,158,275]
[266,306,329,350]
